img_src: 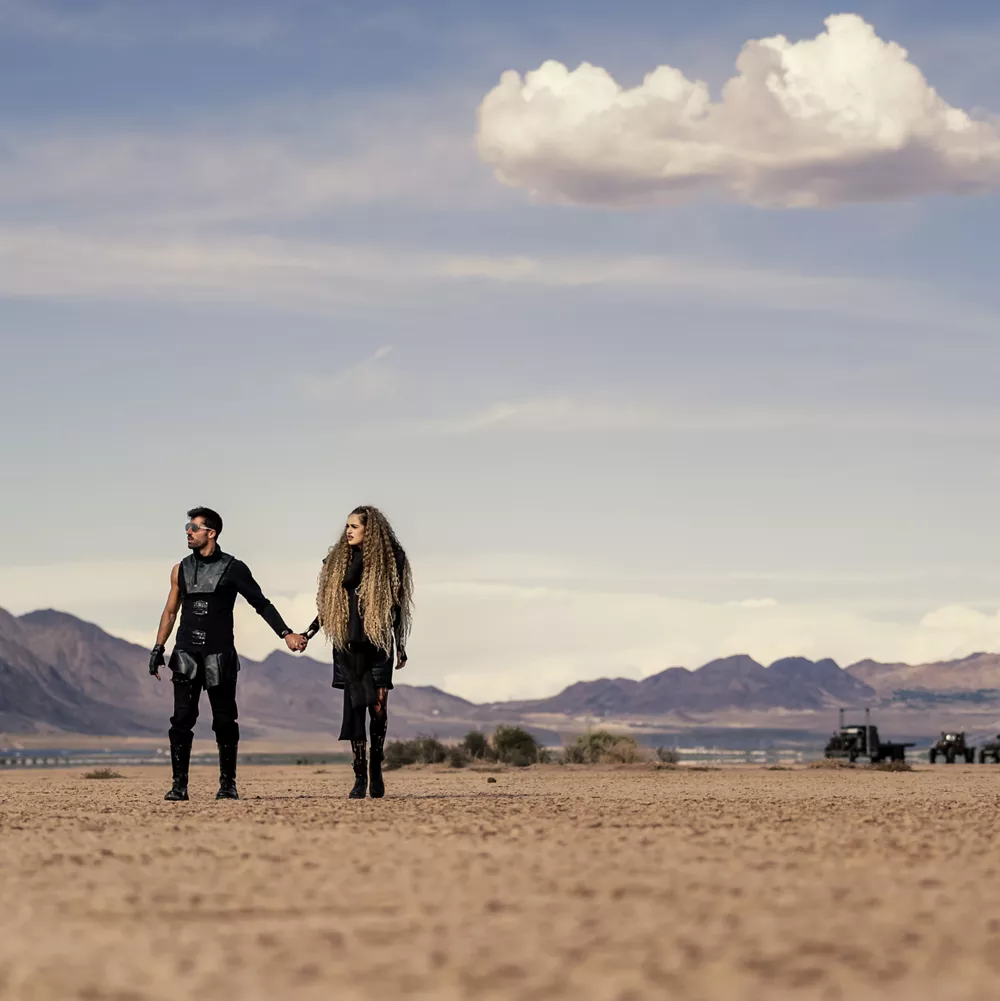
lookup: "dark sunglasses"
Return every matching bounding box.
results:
[185,522,212,534]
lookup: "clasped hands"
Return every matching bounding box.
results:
[283,633,408,670]
[285,633,308,653]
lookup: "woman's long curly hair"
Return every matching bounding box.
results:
[316,506,413,653]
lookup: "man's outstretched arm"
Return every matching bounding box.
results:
[150,564,181,681]
[231,561,305,651]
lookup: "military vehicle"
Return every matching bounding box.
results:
[823,708,915,764]
[979,735,1000,763]
[928,731,975,763]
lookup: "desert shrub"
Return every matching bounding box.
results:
[448,746,471,768]
[460,730,495,761]
[809,758,856,769]
[870,759,913,772]
[383,740,415,770]
[413,735,448,764]
[563,731,642,765]
[384,735,449,770]
[492,726,540,767]
[84,768,123,779]
[656,747,681,765]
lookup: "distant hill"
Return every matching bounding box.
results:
[0,608,159,735]
[846,653,1000,696]
[507,654,875,715]
[0,607,487,740]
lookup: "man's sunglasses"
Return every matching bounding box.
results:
[185,522,213,534]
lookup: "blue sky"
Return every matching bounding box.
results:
[2,0,1000,701]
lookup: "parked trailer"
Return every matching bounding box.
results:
[824,708,915,764]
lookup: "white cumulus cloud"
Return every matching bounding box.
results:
[476,14,1000,208]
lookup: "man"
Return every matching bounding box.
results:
[149,507,305,801]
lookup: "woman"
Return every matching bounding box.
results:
[302,506,413,799]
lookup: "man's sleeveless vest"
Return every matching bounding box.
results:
[176,551,236,653]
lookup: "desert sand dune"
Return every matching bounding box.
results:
[2,765,999,1000]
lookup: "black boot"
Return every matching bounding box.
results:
[369,750,385,799]
[164,732,192,801]
[369,693,388,799]
[216,743,239,800]
[349,750,368,799]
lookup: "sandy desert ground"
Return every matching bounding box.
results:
[2,764,1000,1001]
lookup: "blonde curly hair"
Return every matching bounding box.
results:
[316,506,413,654]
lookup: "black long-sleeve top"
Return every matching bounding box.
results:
[176,547,290,653]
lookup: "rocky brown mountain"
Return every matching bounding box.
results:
[0,607,487,739]
[508,654,876,716]
[0,608,158,734]
[847,652,1000,697]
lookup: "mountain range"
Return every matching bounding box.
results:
[3,606,1000,741]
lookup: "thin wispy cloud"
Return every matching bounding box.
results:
[300,346,399,403]
[0,101,490,224]
[2,225,996,341]
[403,395,1000,439]
[0,0,280,46]
[477,14,1000,208]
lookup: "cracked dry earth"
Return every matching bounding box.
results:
[3,766,1000,1001]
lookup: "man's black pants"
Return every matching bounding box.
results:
[169,669,239,746]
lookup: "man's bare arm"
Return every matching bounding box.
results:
[150,565,181,681]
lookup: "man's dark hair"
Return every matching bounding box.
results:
[188,506,223,536]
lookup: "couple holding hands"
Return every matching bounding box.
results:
[149,505,413,803]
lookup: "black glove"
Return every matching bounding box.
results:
[149,644,166,676]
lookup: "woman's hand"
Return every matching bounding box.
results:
[285,633,307,653]
[396,650,407,670]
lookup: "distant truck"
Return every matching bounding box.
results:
[979,736,1000,764]
[824,709,915,764]
[928,731,975,764]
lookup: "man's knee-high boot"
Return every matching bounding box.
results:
[165,731,192,801]
[349,740,368,799]
[216,743,239,800]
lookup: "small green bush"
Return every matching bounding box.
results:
[383,741,414,770]
[563,731,642,765]
[448,746,471,768]
[492,726,540,767]
[656,747,681,765]
[461,730,495,761]
[383,735,448,770]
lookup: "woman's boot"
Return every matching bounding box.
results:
[349,740,368,799]
[369,749,385,798]
[369,697,387,799]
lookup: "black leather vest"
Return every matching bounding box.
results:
[176,550,236,653]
